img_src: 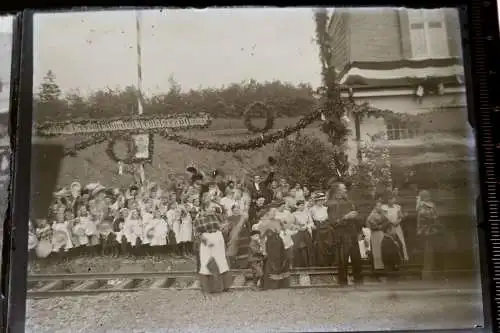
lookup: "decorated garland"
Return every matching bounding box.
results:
[58,99,421,156]
[160,110,320,152]
[348,101,419,124]
[243,101,275,133]
[63,134,110,157]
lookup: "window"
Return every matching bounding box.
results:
[407,9,449,59]
[386,120,419,141]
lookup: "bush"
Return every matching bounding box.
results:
[275,133,337,190]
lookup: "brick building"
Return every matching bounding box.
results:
[327,8,478,270]
[328,8,475,187]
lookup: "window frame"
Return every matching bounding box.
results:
[407,9,450,60]
[385,119,419,141]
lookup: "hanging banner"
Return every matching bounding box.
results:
[35,114,212,136]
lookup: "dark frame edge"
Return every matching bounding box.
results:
[1,10,34,333]
[461,1,498,333]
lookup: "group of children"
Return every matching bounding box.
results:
[28,181,200,260]
[27,173,440,286]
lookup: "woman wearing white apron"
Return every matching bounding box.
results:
[194,201,231,294]
[381,195,409,261]
[366,200,387,274]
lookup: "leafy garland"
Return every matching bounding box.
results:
[63,134,110,156]
[56,96,426,156]
[159,110,321,152]
[347,101,420,124]
[243,101,275,133]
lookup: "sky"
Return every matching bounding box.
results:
[0,6,500,96]
[32,8,324,96]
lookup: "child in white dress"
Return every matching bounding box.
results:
[177,204,193,256]
[51,209,74,253]
[123,209,145,255]
[145,210,169,255]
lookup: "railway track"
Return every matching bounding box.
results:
[27,264,433,298]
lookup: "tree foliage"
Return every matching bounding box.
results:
[275,133,338,191]
[33,74,318,122]
[38,70,61,102]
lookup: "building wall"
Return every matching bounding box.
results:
[348,8,403,63]
[328,8,463,70]
[328,9,350,71]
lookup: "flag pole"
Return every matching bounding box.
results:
[135,10,145,184]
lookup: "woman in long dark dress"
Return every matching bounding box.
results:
[262,219,291,289]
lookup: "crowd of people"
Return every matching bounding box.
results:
[27,165,442,292]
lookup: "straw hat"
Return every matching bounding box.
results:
[85,183,101,191]
[53,188,70,198]
[312,192,327,201]
[92,184,107,197]
[35,239,52,258]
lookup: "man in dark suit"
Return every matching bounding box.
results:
[249,167,275,204]
[327,181,364,286]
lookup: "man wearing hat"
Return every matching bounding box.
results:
[327,181,364,286]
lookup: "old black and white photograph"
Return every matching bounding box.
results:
[26,7,483,333]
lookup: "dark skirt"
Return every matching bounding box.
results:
[263,233,290,290]
[293,230,314,267]
[314,226,335,267]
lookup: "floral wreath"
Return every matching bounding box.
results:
[106,136,137,164]
[243,101,275,134]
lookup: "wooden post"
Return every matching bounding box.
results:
[135,10,145,185]
[354,112,362,164]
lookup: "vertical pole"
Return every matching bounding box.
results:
[135,10,145,184]
[354,112,362,164]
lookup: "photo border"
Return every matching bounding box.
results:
[1,11,33,333]
[1,3,499,333]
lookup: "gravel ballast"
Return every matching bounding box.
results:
[26,283,484,333]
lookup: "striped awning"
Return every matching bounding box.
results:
[338,57,464,88]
